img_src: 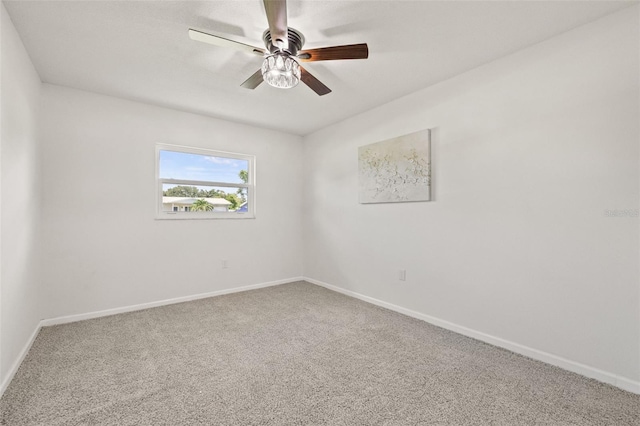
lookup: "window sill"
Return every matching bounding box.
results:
[155,213,255,220]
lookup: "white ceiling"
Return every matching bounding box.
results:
[4,0,635,135]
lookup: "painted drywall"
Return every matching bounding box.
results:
[39,84,303,319]
[0,4,42,384]
[303,6,640,385]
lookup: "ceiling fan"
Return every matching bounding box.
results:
[188,0,369,96]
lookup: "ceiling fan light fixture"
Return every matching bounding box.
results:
[261,52,300,89]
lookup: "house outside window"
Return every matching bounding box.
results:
[156,144,255,219]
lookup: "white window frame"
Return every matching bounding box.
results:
[155,143,255,220]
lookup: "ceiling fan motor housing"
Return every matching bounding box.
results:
[263,28,305,56]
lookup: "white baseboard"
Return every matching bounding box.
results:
[41,277,303,326]
[0,321,42,397]
[1,277,302,398]
[4,276,638,398]
[617,376,640,394]
[304,276,640,395]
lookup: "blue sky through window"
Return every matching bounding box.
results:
[159,150,248,183]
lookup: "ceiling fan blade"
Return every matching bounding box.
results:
[263,0,288,49]
[240,69,264,89]
[300,66,331,96]
[188,29,265,56]
[298,43,369,62]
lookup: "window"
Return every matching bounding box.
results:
[156,144,255,219]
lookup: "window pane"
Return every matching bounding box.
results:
[159,150,249,184]
[162,184,248,212]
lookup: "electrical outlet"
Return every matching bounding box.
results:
[399,269,406,281]
[222,260,229,269]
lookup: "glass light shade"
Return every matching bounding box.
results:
[261,53,301,89]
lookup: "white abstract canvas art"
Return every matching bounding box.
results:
[358,129,431,203]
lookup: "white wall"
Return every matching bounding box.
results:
[303,6,640,388]
[39,84,303,319]
[0,4,42,386]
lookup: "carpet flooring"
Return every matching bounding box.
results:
[1,281,638,425]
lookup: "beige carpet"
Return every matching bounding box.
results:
[1,281,638,425]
